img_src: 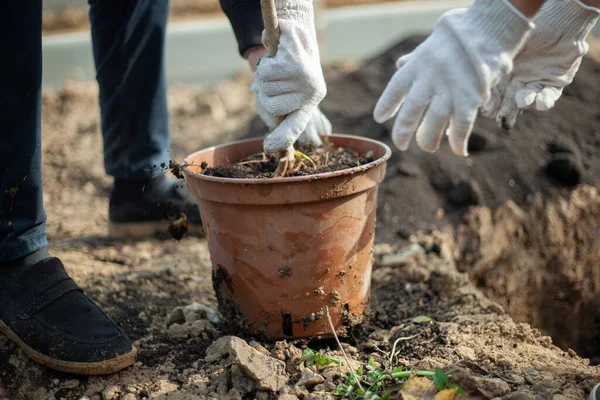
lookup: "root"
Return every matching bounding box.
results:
[274,146,297,177]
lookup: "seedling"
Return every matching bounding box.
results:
[335,358,437,400]
[432,368,464,395]
[302,348,343,368]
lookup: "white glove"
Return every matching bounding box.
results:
[482,0,600,129]
[373,0,533,156]
[252,75,331,147]
[254,0,327,153]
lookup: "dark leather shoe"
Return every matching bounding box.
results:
[108,174,202,238]
[0,257,136,375]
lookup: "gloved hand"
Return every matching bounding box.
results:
[373,0,533,156]
[482,0,600,129]
[251,76,331,147]
[254,0,328,153]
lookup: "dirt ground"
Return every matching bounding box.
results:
[0,37,599,399]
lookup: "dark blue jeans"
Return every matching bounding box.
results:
[0,0,170,262]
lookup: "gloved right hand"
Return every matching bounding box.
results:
[373,0,533,156]
[254,0,328,153]
[252,74,332,147]
[482,0,600,129]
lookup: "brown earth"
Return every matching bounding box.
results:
[0,38,599,399]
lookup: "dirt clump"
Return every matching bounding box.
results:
[455,185,600,364]
[202,144,373,179]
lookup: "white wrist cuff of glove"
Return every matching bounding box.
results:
[465,0,534,57]
[275,0,315,31]
[537,0,600,41]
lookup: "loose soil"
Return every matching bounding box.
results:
[202,144,373,179]
[1,37,599,399]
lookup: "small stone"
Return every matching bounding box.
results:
[305,394,334,400]
[182,302,221,324]
[167,323,188,340]
[473,377,510,398]
[226,388,244,400]
[166,307,185,327]
[506,392,535,400]
[101,386,120,400]
[281,385,309,397]
[249,341,271,356]
[524,368,539,376]
[121,395,136,400]
[186,374,209,394]
[314,381,337,393]
[296,368,325,388]
[188,320,217,338]
[545,154,583,187]
[82,181,96,195]
[62,379,79,389]
[205,336,288,392]
[507,374,525,385]
[341,343,358,355]
[278,395,299,400]
[321,366,342,381]
[152,380,179,396]
[255,391,270,400]
[329,290,341,305]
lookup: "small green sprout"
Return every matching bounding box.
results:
[302,348,343,368]
[432,368,464,395]
[334,360,462,399]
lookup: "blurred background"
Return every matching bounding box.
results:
[41,0,476,87]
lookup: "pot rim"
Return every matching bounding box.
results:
[184,133,392,185]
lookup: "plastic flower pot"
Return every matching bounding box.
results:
[184,134,391,338]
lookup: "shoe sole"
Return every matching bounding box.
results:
[591,383,600,400]
[108,221,204,238]
[0,320,137,375]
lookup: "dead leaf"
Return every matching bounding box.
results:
[395,376,437,399]
[435,388,461,400]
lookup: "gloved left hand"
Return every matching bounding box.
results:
[374,0,533,156]
[482,0,600,129]
[254,0,328,153]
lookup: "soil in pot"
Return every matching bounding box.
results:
[202,143,375,179]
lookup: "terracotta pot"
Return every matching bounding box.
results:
[184,134,391,338]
